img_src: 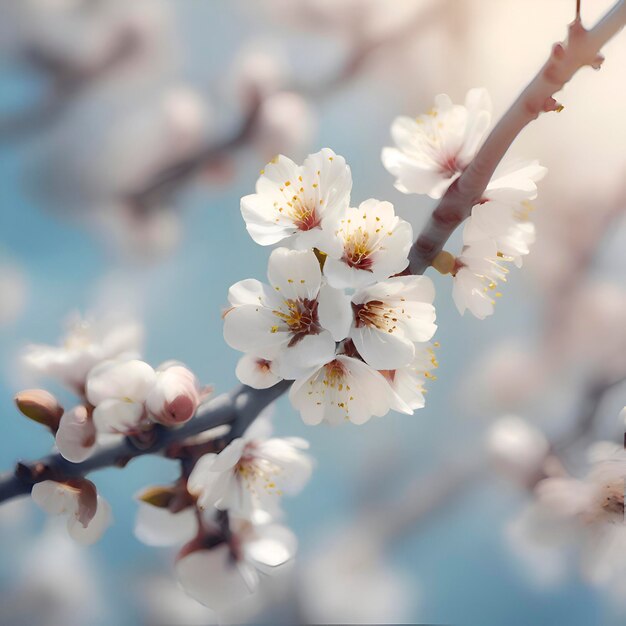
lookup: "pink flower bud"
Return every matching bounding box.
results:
[147,362,202,426]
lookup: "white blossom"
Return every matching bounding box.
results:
[86,359,156,433]
[452,239,510,319]
[379,343,439,413]
[134,503,198,548]
[146,361,202,426]
[176,519,296,611]
[31,480,111,545]
[188,417,312,521]
[235,353,283,389]
[289,354,407,426]
[382,88,491,199]
[320,199,413,289]
[22,314,143,392]
[483,159,547,204]
[349,275,436,369]
[240,148,351,248]
[224,248,351,379]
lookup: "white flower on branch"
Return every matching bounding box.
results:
[31,479,111,545]
[320,199,413,289]
[349,275,437,370]
[86,359,156,434]
[235,353,283,389]
[452,239,510,320]
[224,248,351,379]
[289,354,408,425]
[146,361,204,427]
[176,518,296,611]
[240,148,351,248]
[188,417,313,522]
[22,314,143,393]
[379,343,439,412]
[382,88,492,199]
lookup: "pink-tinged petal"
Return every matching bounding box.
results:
[68,496,112,545]
[235,354,283,389]
[55,405,97,463]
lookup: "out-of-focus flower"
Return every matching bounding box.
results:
[188,417,312,521]
[22,314,143,392]
[348,275,436,369]
[379,343,438,412]
[0,264,28,327]
[289,354,408,425]
[134,503,198,548]
[253,91,316,162]
[382,88,491,199]
[240,148,351,249]
[55,405,97,463]
[86,358,156,433]
[320,199,413,289]
[452,239,509,319]
[486,415,549,484]
[176,518,296,611]
[31,479,111,545]
[510,441,626,588]
[300,525,416,624]
[224,248,350,379]
[146,361,203,427]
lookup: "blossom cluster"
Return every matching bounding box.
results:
[226,148,439,424]
[18,315,207,544]
[383,88,546,319]
[135,413,313,610]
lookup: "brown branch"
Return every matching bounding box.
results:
[408,0,626,274]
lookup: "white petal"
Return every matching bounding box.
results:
[31,480,77,516]
[68,497,111,545]
[243,524,297,569]
[278,331,337,379]
[350,325,415,370]
[134,504,197,547]
[267,247,321,301]
[92,399,144,434]
[86,359,156,405]
[235,354,282,389]
[317,283,352,342]
[55,406,97,463]
[176,546,255,610]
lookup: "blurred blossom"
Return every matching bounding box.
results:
[300,525,416,624]
[0,263,28,327]
[0,521,106,626]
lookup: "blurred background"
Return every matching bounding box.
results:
[0,0,625,624]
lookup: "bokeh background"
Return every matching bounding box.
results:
[1,0,625,624]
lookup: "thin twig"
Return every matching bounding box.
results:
[408,0,626,274]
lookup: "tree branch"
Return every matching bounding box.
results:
[408,0,626,274]
[0,380,290,503]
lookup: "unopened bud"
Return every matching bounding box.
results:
[147,362,202,427]
[431,251,456,275]
[137,485,177,509]
[15,389,64,431]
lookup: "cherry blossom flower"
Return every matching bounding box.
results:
[349,275,436,369]
[224,248,351,379]
[240,148,351,249]
[55,405,98,463]
[146,361,203,427]
[176,518,296,611]
[85,359,156,433]
[31,480,111,545]
[188,417,313,521]
[289,354,407,425]
[452,239,510,319]
[483,159,547,204]
[379,343,439,413]
[320,199,413,289]
[463,200,535,268]
[382,88,491,199]
[509,441,626,589]
[22,314,143,392]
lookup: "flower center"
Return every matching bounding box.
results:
[236,445,283,495]
[352,300,398,334]
[341,227,374,270]
[290,199,320,231]
[273,298,321,346]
